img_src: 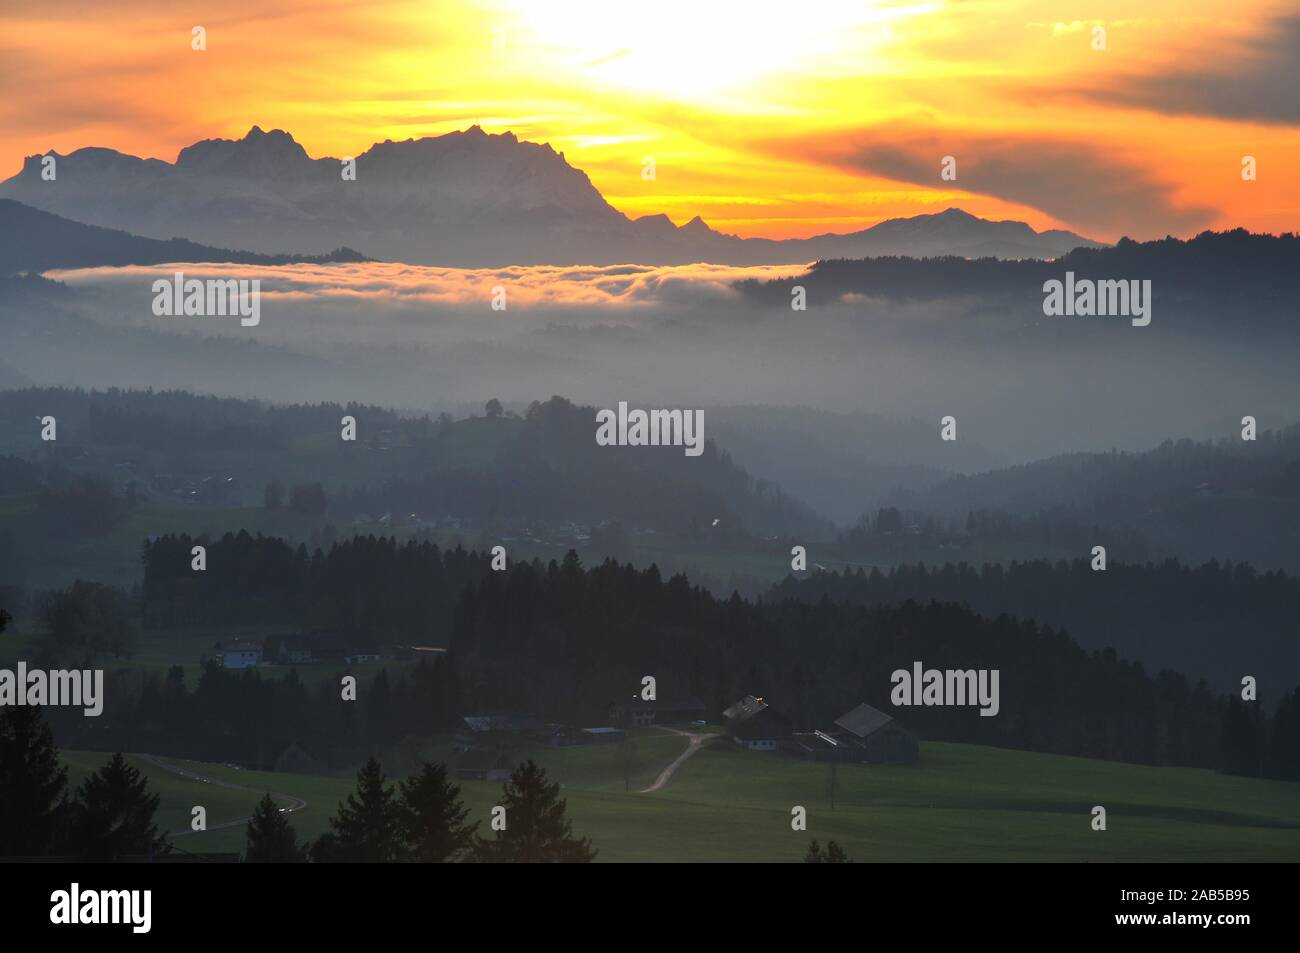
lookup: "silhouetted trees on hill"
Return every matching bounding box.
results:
[0,705,165,860]
[767,557,1300,695]
[739,229,1300,326]
[21,546,1300,778]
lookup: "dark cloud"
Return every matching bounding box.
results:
[787,125,1216,237]
[1069,16,1300,125]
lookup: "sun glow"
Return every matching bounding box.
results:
[1,0,1297,241]
[491,0,925,100]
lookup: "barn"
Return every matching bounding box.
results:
[731,707,791,752]
[722,694,767,726]
[832,703,919,764]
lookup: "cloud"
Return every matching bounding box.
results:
[44,260,792,317]
[1066,15,1300,125]
[776,123,1216,237]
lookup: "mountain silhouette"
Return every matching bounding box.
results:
[0,126,1101,266]
[0,198,367,275]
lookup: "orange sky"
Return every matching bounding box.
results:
[2,0,1298,241]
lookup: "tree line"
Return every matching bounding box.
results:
[1,713,594,862]
[441,552,1298,775]
[767,557,1300,696]
[46,656,465,771]
[256,756,594,863]
[141,532,493,638]
[21,546,1300,777]
[738,229,1300,325]
[0,602,164,860]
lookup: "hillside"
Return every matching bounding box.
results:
[770,557,1300,692]
[0,199,367,275]
[735,229,1300,337]
[62,741,1300,862]
[875,426,1300,572]
[0,388,833,591]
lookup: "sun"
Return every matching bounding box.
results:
[489,0,921,101]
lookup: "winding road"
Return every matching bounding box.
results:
[639,727,715,793]
[139,724,705,836]
[137,753,308,837]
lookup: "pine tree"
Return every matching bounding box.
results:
[824,839,852,863]
[804,838,852,863]
[245,792,307,862]
[0,705,69,856]
[475,760,595,863]
[314,756,402,862]
[72,753,165,861]
[398,762,477,862]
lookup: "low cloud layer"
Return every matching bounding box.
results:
[49,260,797,309]
[23,259,1300,471]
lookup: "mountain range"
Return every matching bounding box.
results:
[1,125,1102,267]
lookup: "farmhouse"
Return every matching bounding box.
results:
[722,694,767,726]
[457,713,543,751]
[731,707,790,752]
[217,640,262,669]
[831,702,919,764]
[278,636,315,665]
[535,723,581,747]
[789,729,856,762]
[274,741,325,775]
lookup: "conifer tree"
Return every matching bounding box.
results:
[314,756,403,862]
[398,761,477,862]
[804,838,852,863]
[72,753,164,861]
[0,704,69,856]
[475,760,595,863]
[245,792,307,862]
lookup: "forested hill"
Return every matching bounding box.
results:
[888,426,1300,513]
[871,427,1300,572]
[110,543,1300,777]
[766,557,1300,693]
[736,229,1300,321]
[0,198,367,275]
[333,395,831,539]
[0,387,832,541]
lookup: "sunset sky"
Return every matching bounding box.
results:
[2,0,1298,241]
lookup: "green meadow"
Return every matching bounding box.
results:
[63,734,1300,862]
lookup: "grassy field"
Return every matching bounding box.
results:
[63,735,1300,862]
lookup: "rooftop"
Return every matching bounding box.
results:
[722,694,768,724]
[834,702,895,739]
